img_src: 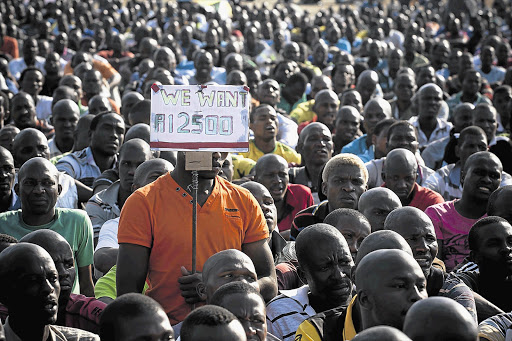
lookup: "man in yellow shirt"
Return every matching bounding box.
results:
[295,249,427,340]
[240,104,301,164]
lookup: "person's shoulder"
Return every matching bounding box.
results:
[51,324,100,340]
[425,200,454,215]
[0,209,20,220]
[287,183,312,195]
[57,208,90,220]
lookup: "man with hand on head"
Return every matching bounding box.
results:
[266,224,354,341]
[358,187,402,232]
[384,207,477,322]
[0,243,99,340]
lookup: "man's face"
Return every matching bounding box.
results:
[21,70,44,96]
[388,50,403,71]
[204,259,259,300]
[331,216,370,260]
[11,94,37,129]
[391,216,439,277]
[341,92,363,113]
[117,310,174,341]
[452,107,473,132]
[155,50,176,71]
[250,107,277,141]
[226,56,243,75]
[472,108,497,142]
[23,39,38,62]
[45,53,61,75]
[14,133,50,167]
[195,54,213,80]
[365,257,427,329]
[90,114,125,156]
[48,241,76,305]
[395,77,416,102]
[119,147,150,192]
[387,126,419,154]
[53,110,79,141]
[493,91,512,116]
[301,126,333,166]
[11,252,60,324]
[60,77,83,100]
[322,164,366,210]
[256,159,289,203]
[363,103,388,136]
[474,222,512,275]
[314,97,339,129]
[82,71,103,96]
[417,87,443,120]
[360,195,401,232]
[89,97,112,116]
[457,134,488,167]
[335,110,360,144]
[462,158,502,201]
[18,166,60,216]
[0,151,14,198]
[303,238,354,303]
[481,47,495,68]
[462,72,481,96]
[219,155,234,182]
[249,185,277,233]
[491,191,512,223]
[220,293,267,341]
[385,162,417,203]
[283,43,300,62]
[274,62,295,84]
[334,66,355,94]
[197,152,227,180]
[416,67,436,88]
[257,81,280,106]
[432,44,450,66]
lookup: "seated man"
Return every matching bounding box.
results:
[403,297,478,341]
[352,326,412,341]
[358,188,402,232]
[487,185,512,224]
[290,75,333,124]
[332,106,362,155]
[254,154,314,238]
[384,207,477,322]
[86,139,153,242]
[292,122,334,203]
[456,217,512,312]
[389,73,417,120]
[99,293,174,341]
[239,104,301,164]
[180,305,247,341]
[324,208,372,260]
[211,282,280,341]
[382,148,444,211]
[341,98,392,160]
[240,182,287,263]
[57,111,125,187]
[19,230,105,333]
[426,151,503,271]
[446,70,491,117]
[295,249,427,340]
[266,224,354,341]
[0,158,94,296]
[291,154,368,240]
[366,120,435,188]
[354,230,413,266]
[425,126,512,201]
[0,146,16,213]
[297,90,339,133]
[0,243,98,340]
[49,99,80,158]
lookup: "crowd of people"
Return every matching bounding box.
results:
[2,0,512,339]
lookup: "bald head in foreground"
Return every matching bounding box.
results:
[352,326,412,341]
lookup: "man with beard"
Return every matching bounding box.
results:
[266,224,354,341]
[0,243,98,340]
[292,122,334,202]
[254,154,313,239]
[117,151,277,325]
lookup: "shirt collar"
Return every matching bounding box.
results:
[342,295,358,340]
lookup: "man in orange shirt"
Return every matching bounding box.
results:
[117,151,277,325]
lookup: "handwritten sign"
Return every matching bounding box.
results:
[150,84,250,152]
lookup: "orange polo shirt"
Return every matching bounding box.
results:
[118,173,269,324]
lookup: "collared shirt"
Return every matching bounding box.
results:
[8,56,46,80]
[446,91,491,117]
[424,163,512,201]
[56,147,117,187]
[341,134,372,160]
[48,138,64,159]
[409,116,452,149]
[85,181,121,239]
[266,285,317,341]
[3,317,99,340]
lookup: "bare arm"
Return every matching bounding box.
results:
[116,243,150,296]
[94,247,118,274]
[78,265,94,297]
[473,291,505,323]
[242,239,278,302]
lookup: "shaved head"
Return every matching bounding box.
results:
[355,230,412,266]
[253,154,288,177]
[403,297,477,341]
[133,159,173,189]
[358,188,402,232]
[125,123,151,143]
[352,326,412,341]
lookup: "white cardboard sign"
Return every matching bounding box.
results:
[150,84,250,152]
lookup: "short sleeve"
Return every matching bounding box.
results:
[76,212,95,267]
[56,157,78,178]
[94,266,117,300]
[117,191,154,248]
[441,272,478,322]
[95,218,120,251]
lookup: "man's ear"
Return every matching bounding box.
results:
[357,289,373,310]
[14,183,19,196]
[297,265,308,287]
[57,184,62,195]
[321,180,328,197]
[196,282,207,302]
